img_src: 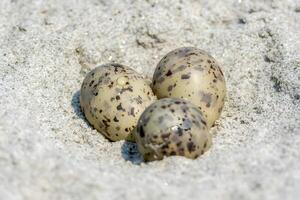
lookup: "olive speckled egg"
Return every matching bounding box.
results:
[152,47,226,127]
[135,98,212,161]
[80,63,157,141]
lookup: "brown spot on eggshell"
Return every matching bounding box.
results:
[166,70,173,76]
[181,73,191,79]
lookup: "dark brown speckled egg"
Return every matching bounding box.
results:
[152,47,227,127]
[135,98,212,161]
[80,63,156,141]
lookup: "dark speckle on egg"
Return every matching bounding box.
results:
[181,73,191,79]
[113,116,119,122]
[166,70,173,76]
[116,103,125,111]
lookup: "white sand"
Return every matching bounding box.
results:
[0,0,300,199]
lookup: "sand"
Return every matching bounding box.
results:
[0,0,299,199]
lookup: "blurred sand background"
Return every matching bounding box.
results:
[0,0,300,199]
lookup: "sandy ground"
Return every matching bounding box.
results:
[0,0,300,199]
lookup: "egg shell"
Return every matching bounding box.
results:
[135,98,212,161]
[80,63,157,141]
[152,47,226,127]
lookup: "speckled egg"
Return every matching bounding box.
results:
[135,98,212,161]
[152,47,226,127]
[80,63,157,141]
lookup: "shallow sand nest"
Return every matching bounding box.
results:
[0,0,299,199]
